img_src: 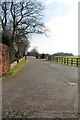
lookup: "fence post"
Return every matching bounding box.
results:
[61,58,63,64]
[71,58,73,66]
[76,58,78,67]
[67,58,68,65]
[56,58,58,63]
[64,58,65,64]
[58,58,60,63]
[58,58,59,63]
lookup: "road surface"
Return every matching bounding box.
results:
[2,57,79,118]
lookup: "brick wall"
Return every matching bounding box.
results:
[0,44,10,76]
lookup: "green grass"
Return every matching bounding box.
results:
[51,56,80,67]
[64,56,80,58]
[10,59,28,76]
[2,59,28,80]
[32,56,36,58]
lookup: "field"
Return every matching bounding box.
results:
[51,56,80,67]
[64,56,80,58]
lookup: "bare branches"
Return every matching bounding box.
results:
[1,0,46,37]
[1,0,46,60]
[0,2,9,31]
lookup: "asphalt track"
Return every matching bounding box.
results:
[2,57,79,118]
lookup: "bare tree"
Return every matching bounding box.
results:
[0,2,8,32]
[0,0,46,62]
[0,1,46,38]
[15,36,30,58]
[31,47,39,56]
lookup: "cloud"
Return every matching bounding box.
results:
[45,0,53,5]
[29,0,78,55]
[44,0,79,5]
[45,2,78,54]
[44,0,79,9]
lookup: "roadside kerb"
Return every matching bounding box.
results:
[10,57,25,69]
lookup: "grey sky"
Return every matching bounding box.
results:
[28,0,78,55]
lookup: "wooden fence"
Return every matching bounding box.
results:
[49,57,80,67]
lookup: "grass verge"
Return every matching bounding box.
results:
[64,56,80,58]
[2,59,28,80]
[32,56,36,58]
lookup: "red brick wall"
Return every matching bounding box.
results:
[0,45,2,76]
[0,44,10,76]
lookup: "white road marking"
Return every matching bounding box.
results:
[50,64,55,67]
[64,82,77,86]
[67,82,77,86]
[44,62,48,64]
[49,64,63,69]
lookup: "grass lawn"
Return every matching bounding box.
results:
[51,56,80,67]
[2,59,28,80]
[32,56,36,58]
[64,56,80,58]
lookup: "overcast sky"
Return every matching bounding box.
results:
[28,0,79,55]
